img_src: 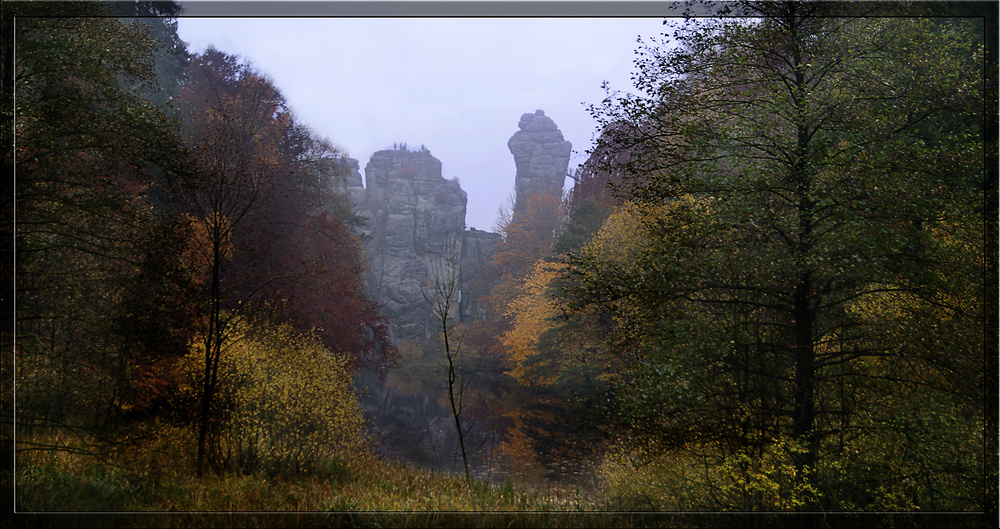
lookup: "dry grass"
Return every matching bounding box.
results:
[13,430,641,528]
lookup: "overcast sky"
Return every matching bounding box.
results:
[176,16,672,230]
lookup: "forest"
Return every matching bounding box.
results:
[4,1,995,528]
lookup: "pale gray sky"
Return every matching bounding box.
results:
[176,15,671,230]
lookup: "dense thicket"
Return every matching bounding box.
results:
[10,1,389,478]
[454,1,993,515]
[563,2,991,512]
[13,2,189,444]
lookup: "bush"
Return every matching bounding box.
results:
[597,435,818,512]
[179,318,368,477]
[598,436,709,511]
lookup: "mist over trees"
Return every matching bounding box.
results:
[7,0,994,523]
[459,0,992,515]
[10,0,390,480]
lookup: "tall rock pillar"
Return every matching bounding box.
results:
[507,109,572,213]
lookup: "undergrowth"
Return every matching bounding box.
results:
[13,431,991,529]
[12,430,638,528]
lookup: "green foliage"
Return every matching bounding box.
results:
[14,431,992,527]
[598,435,817,513]
[16,449,150,512]
[554,198,611,256]
[714,435,820,512]
[178,318,367,477]
[13,2,189,443]
[570,7,987,514]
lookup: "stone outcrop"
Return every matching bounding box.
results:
[337,156,366,208]
[345,146,500,343]
[336,112,570,343]
[459,227,500,321]
[507,109,572,212]
[355,147,466,343]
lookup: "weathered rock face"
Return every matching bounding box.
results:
[354,147,468,343]
[507,109,572,212]
[459,227,500,321]
[339,113,568,343]
[337,156,366,208]
[344,146,504,344]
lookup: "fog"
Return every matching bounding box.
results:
[176,16,672,230]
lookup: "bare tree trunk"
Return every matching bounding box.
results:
[426,238,472,482]
[197,231,224,478]
[443,317,470,482]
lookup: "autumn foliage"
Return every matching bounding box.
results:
[12,5,389,481]
[177,317,368,476]
[10,2,992,521]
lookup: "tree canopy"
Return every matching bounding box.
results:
[568,3,990,511]
[11,3,391,478]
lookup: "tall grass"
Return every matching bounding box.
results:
[14,428,638,528]
[16,430,991,529]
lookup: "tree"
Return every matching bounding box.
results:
[176,315,367,477]
[177,49,345,475]
[499,258,611,480]
[553,198,611,256]
[108,0,188,109]
[177,51,273,476]
[176,47,392,476]
[565,122,633,211]
[425,240,473,482]
[247,149,392,373]
[12,2,187,451]
[490,190,564,283]
[574,3,987,511]
[476,190,564,367]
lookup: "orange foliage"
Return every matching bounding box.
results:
[502,261,564,384]
[490,191,564,282]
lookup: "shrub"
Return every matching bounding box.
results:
[597,435,819,512]
[178,318,368,477]
[597,436,709,511]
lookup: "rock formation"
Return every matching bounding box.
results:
[336,156,366,208]
[459,227,499,321]
[344,146,499,344]
[507,109,572,212]
[356,147,466,343]
[341,116,590,476]
[334,112,570,343]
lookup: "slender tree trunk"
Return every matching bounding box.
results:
[430,243,472,483]
[196,234,223,478]
[444,316,471,482]
[790,34,820,506]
